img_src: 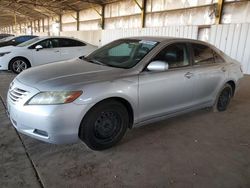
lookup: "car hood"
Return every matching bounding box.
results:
[0,45,16,52]
[16,58,135,91]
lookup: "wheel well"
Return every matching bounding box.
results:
[111,97,134,129]
[83,97,134,129]
[8,56,31,70]
[227,81,236,96]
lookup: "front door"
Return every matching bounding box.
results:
[138,43,196,122]
[31,38,62,66]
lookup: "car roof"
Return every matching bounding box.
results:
[14,35,38,38]
[38,36,81,40]
[121,36,209,44]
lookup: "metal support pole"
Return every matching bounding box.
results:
[101,5,105,30]
[216,0,224,24]
[133,0,147,28]
[59,14,62,32]
[76,11,80,31]
[42,18,45,32]
[30,21,33,35]
[141,0,146,28]
[47,17,50,36]
[38,20,40,32]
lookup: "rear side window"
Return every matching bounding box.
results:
[51,39,60,48]
[14,37,25,43]
[15,36,34,43]
[192,43,214,65]
[153,43,189,69]
[59,39,86,47]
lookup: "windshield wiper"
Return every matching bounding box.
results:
[81,57,109,66]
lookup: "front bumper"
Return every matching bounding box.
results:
[0,56,10,70]
[7,79,89,144]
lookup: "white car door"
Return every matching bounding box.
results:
[30,38,62,66]
[139,43,196,122]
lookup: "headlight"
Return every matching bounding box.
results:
[0,52,11,57]
[26,91,83,105]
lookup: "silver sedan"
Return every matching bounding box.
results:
[7,37,243,150]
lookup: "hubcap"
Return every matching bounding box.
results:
[218,88,231,110]
[94,111,121,140]
[12,60,27,73]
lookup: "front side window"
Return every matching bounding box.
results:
[153,43,189,69]
[85,39,158,68]
[192,43,214,65]
[36,39,53,48]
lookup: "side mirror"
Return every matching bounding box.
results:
[147,61,169,72]
[35,45,43,51]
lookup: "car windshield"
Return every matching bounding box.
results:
[85,39,159,69]
[17,37,41,47]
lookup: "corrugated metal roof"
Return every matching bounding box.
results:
[0,0,119,27]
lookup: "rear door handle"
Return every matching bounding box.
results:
[185,72,193,79]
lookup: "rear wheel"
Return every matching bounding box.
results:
[214,84,232,112]
[79,100,129,150]
[10,58,30,74]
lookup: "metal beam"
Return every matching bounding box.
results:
[133,0,147,28]
[90,4,105,30]
[215,0,224,24]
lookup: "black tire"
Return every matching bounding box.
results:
[9,58,30,74]
[79,100,129,150]
[214,84,233,112]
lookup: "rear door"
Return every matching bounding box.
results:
[190,43,227,105]
[138,43,196,122]
[58,38,88,60]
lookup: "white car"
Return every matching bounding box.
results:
[0,36,97,73]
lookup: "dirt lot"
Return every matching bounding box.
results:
[0,71,250,188]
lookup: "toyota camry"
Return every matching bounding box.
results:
[7,37,243,150]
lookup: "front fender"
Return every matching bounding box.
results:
[73,76,139,123]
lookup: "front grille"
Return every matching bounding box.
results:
[9,87,28,103]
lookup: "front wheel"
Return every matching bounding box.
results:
[10,58,30,74]
[214,84,232,112]
[79,100,129,150]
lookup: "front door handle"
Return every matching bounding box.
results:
[185,72,193,79]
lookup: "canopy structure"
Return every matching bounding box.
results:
[0,0,118,27]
